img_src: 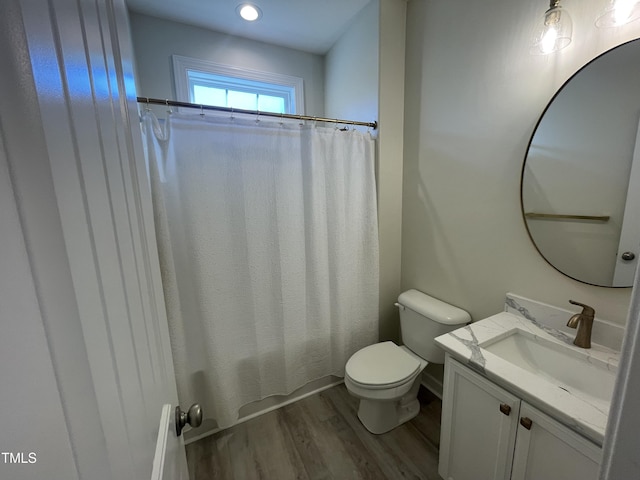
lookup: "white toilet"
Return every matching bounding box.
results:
[345,289,470,434]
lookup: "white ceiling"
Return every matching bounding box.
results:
[126,0,372,54]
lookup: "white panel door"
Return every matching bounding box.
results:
[439,356,520,480]
[613,117,640,286]
[511,403,602,480]
[152,406,186,480]
[0,119,81,480]
[1,0,192,478]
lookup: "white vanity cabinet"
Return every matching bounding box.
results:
[438,356,520,480]
[510,402,601,480]
[439,356,602,480]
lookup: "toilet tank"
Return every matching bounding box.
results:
[398,289,471,364]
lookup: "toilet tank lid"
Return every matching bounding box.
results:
[398,289,471,325]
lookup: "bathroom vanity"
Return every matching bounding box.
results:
[435,294,623,480]
[439,356,601,480]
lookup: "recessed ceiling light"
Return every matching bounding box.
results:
[237,4,262,22]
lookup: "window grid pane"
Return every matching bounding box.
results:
[257,94,285,114]
[187,70,295,114]
[227,90,257,110]
[193,85,227,107]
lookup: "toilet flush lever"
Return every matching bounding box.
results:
[394,302,405,310]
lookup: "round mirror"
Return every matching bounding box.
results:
[521,39,640,287]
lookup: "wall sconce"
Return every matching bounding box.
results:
[596,0,640,27]
[531,0,573,54]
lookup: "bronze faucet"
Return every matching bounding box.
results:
[567,300,595,348]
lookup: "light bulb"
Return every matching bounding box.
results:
[237,4,262,22]
[614,0,635,23]
[596,0,640,27]
[540,27,559,54]
[530,2,572,55]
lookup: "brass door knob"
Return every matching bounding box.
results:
[176,404,203,436]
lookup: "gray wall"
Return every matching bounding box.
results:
[402,0,635,326]
[325,0,379,130]
[128,12,325,116]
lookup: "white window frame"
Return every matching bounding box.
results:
[172,55,305,114]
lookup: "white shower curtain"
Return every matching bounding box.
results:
[142,112,379,429]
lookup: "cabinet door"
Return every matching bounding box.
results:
[439,356,520,480]
[511,403,602,480]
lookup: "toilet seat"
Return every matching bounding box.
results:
[345,341,421,389]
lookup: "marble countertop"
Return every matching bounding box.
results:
[435,310,620,446]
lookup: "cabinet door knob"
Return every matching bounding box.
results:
[520,417,533,430]
[499,403,511,416]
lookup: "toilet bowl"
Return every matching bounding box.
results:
[345,289,470,434]
[345,341,428,434]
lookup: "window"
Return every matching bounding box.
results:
[189,71,290,113]
[172,55,304,115]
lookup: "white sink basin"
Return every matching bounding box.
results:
[481,329,616,406]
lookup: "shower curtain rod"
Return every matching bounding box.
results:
[137,97,378,130]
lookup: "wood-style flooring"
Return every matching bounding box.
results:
[186,384,443,479]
